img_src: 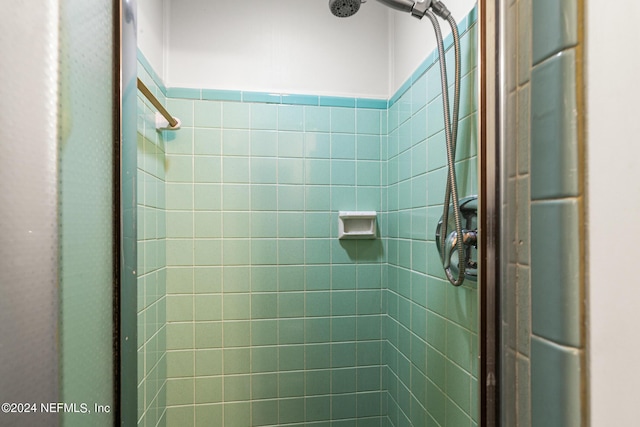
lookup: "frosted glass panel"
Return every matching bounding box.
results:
[0,2,61,426]
[59,1,115,426]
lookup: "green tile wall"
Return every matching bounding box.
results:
[162,96,385,426]
[383,20,479,427]
[137,64,168,426]
[502,0,584,425]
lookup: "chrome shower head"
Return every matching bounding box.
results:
[329,0,363,17]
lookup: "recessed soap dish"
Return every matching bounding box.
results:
[338,211,377,239]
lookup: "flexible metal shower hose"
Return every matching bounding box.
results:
[425,11,464,286]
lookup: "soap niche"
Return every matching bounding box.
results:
[338,211,377,239]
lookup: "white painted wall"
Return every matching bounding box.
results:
[586,0,640,425]
[137,0,476,98]
[137,0,165,79]
[389,0,476,94]
[165,0,390,98]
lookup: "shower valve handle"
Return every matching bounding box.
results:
[442,229,477,269]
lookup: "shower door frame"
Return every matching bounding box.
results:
[117,0,139,425]
[478,0,501,425]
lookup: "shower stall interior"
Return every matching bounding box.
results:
[132,0,485,426]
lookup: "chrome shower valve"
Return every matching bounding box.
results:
[436,195,479,283]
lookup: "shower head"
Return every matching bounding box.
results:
[329,0,434,19]
[329,0,363,18]
[329,0,361,18]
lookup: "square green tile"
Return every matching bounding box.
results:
[305,239,331,265]
[278,105,304,131]
[332,291,356,316]
[251,266,278,292]
[306,344,331,369]
[530,50,578,199]
[166,378,193,406]
[305,395,331,422]
[251,184,278,211]
[305,292,331,318]
[331,160,356,185]
[193,183,221,211]
[166,350,194,378]
[304,132,331,158]
[278,292,304,318]
[357,315,381,341]
[305,159,331,185]
[252,399,278,426]
[332,316,356,342]
[279,319,304,345]
[279,266,305,291]
[251,158,277,184]
[251,319,278,346]
[278,398,305,424]
[279,132,304,158]
[279,371,304,397]
[332,342,356,368]
[251,130,278,157]
[251,103,278,130]
[277,212,304,238]
[305,106,331,132]
[251,346,278,373]
[193,239,222,266]
[166,322,194,350]
[222,239,250,266]
[167,295,193,321]
[305,318,331,343]
[331,107,355,133]
[251,293,277,319]
[531,199,581,347]
[222,102,251,129]
[305,370,331,395]
[278,239,304,265]
[222,266,251,292]
[277,185,305,211]
[222,156,250,183]
[531,337,583,427]
[332,394,357,420]
[194,211,221,238]
[194,294,222,321]
[194,322,222,349]
[252,372,278,399]
[332,367,357,393]
[195,404,222,427]
[194,100,222,128]
[305,185,331,211]
[357,341,381,366]
[195,348,222,376]
[223,348,250,375]
[223,320,250,347]
[193,156,220,183]
[195,377,222,404]
[166,406,194,426]
[222,184,251,211]
[224,402,250,426]
[278,344,304,370]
